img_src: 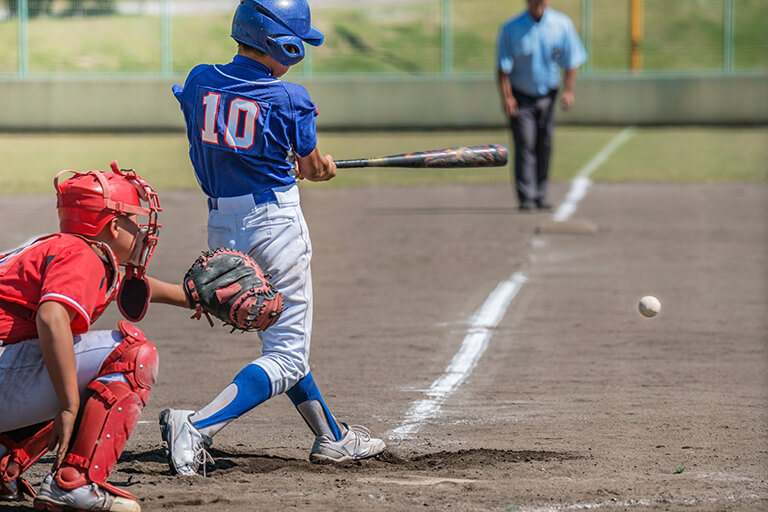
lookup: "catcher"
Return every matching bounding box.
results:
[0,163,196,511]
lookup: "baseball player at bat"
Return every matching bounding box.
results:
[0,163,192,511]
[163,0,386,476]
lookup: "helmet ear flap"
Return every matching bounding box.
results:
[266,35,306,66]
[283,42,301,56]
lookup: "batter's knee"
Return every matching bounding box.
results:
[282,357,310,393]
[258,351,309,396]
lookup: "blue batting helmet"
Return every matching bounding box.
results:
[231,0,324,67]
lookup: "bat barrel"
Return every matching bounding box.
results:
[409,144,508,168]
[334,144,508,169]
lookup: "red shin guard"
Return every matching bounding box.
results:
[0,421,54,498]
[55,322,158,497]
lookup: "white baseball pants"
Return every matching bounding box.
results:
[0,330,123,433]
[206,184,313,396]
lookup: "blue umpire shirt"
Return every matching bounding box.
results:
[496,7,587,98]
[173,55,318,198]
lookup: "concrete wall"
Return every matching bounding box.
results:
[1,73,766,131]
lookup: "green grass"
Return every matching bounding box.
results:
[1,0,766,74]
[734,0,768,70]
[0,133,195,194]
[0,16,166,73]
[643,0,725,71]
[1,127,765,196]
[591,127,768,183]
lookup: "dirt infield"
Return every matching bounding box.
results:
[2,181,767,511]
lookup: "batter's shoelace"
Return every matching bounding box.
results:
[194,444,215,477]
[346,424,372,443]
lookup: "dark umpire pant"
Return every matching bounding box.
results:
[509,88,558,206]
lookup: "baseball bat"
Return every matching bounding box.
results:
[334,144,508,169]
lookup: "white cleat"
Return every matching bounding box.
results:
[33,473,139,512]
[310,422,386,463]
[158,408,214,476]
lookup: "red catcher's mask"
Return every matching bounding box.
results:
[55,161,162,322]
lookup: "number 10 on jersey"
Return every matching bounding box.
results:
[200,91,261,150]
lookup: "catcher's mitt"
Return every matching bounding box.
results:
[184,248,283,331]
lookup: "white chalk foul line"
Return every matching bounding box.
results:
[553,126,635,222]
[390,128,634,438]
[391,272,527,438]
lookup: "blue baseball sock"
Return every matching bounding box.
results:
[190,364,271,434]
[286,372,343,441]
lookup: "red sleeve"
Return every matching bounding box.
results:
[39,243,111,334]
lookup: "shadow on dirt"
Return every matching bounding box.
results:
[117,447,580,477]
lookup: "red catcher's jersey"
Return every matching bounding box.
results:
[0,233,118,344]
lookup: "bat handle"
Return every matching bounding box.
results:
[334,159,369,169]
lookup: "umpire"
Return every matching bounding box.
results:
[496,0,586,211]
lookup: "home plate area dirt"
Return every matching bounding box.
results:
[1,182,766,511]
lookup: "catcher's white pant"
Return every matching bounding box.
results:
[206,184,312,396]
[0,330,123,433]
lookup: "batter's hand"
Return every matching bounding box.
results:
[504,96,519,118]
[49,408,77,471]
[297,148,336,182]
[294,159,304,181]
[319,154,337,181]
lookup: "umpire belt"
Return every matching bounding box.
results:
[512,88,558,101]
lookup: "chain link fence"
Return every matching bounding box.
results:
[1,0,766,76]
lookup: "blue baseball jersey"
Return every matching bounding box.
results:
[173,55,318,198]
[496,8,587,97]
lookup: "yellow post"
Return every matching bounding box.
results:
[630,0,644,72]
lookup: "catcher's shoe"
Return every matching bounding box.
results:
[0,479,28,501]
[33,474,139,512]
[159,409,213,476]
[1,477,34,501]
[310,423,386,463]
[0,479,20,501]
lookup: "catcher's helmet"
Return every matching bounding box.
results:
[55,161,161,278]
[231,0,324,67]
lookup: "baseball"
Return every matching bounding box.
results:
[638,296,661,318]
